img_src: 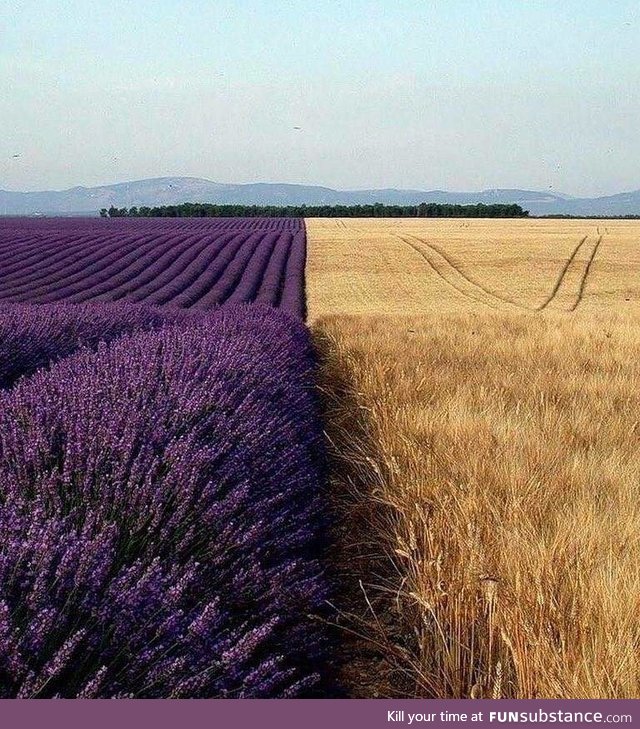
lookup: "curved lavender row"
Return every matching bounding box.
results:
[254,232,295,307]
[279,229,307,318]
[0,232,80,268]
[90,233,215,303]
[0,230,134,286]
[0,231,166,299]
[0,229,121,274]
[188,232,263,309]
[0,305,328,698]
[32,233,180,304]
[0,224,251,276]
[64,233,216,305]
[158,232,253,308]
[0,217,301,238]
[0,234,101,286]
[0,231,42,253]
[0,302,201,390]
[1,217,303,236]
[128,233,245,306]
[226,231,280,304]
[0,218,308,317]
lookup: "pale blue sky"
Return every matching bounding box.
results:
[1,0,639,195]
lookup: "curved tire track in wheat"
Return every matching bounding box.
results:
[406,234,528,308]
[402,232,603,314]
[536,234,603,311]
[570,235,603,311]
[399,234,525,311]
[536,235,589,310]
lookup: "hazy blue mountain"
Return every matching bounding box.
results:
[1,177,639,216]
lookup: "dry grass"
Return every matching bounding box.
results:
[306,218,640,698]
[305,218,640,317]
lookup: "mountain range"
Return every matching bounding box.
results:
[2,177,640,217]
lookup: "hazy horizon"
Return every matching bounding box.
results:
[2,174,639,200]
[2,0,639,197]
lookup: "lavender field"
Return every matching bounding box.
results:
[0,219,330,698]
[0,217,306,317]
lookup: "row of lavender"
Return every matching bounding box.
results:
[0,303,329,697]
[0,217,306,317]
[5,216,303,233]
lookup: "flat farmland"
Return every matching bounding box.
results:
[306,218,639,317]
[0,217,306,316]
[307,218,640,698]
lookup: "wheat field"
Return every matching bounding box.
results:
[306,218,639,318]
[306,218,640,698]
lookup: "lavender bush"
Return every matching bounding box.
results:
[0,302,201,390]
[280,230,307,318]
[0,305,328,698]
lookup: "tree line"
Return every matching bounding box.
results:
[100,202,529,218]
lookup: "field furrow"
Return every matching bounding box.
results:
[0,218,307,316]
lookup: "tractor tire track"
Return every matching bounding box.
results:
[537,235,602,311]
[399,235,525,311]
[401,232,603,314]
[408,235,527,308]
[570,235,603,311]
[536,235,590,310]
[399,235,516,310]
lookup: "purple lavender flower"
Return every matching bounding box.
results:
[0,304,329,698]
[0,218,307,316]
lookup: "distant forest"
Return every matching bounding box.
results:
[100,202,530,218]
